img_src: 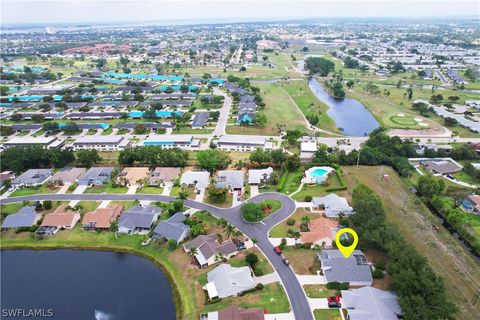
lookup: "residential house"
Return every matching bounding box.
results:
[183,234,237,268]
[461,194,480,214]
[3,137,64,149]
[248,167,273,185]
[143,135,200,150]
[118,205,161,234]
[420,159,463,175]
[72,136,130,151]
[300,141,318,160]
[203,264,256,299]
[319,249,373,286]
[82,203,123,230]
[312,194,353,218]
[216,170,244,191]
[39,204,81,234]
[300,217,339,246]
[117,167,150,186]
[1,206,40,230]
[147,167,181,186]
[78,167,114,186]
[153,212,190,242]
[0,171,15,187]
[341,286,403,320]
[11,169,52,188]
[50,167,86,184]
[201,306,264,320]
[180,170,210,192]
[216,136,274,152]
[192,112,210,129]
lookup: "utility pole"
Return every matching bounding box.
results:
[356,149,361,167]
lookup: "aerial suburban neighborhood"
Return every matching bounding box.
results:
[0,1,479,320]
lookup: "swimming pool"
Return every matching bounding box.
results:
[303,166,335,184]
[128,111,184,118]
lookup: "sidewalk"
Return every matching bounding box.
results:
[254,272,280,285]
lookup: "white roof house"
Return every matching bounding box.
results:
[341,286,402,320]
[300,141,318,159]
[312,194,353,218]
[3,136,63,149]
[180,170,210,190]
[204,264,255,298]
[248,167,273,185]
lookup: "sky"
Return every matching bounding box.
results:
[1,0,479,25]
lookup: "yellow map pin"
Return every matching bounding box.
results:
[335,228,359,258]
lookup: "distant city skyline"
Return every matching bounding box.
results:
[1,0,479,25]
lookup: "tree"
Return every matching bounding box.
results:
[251,237,258,247]
[271,149,287,165]
[249,148,272,166]
[76,149,101,168]
[31,114,45,122]
[143,107,157,120]
[197,149,231,172]
[255,113,267,126]
[225,224,235,239]
[417,174,445,198]
[43,200,52,210]
[448,96,459,103]
[286,155,300,171]
[245,253,259,269]
[63,122,80,134]
[406,87,413,100]
[11,114,23,122]
[240,202,265,222]
[167,239,178,250]
[134,123,148,134]
[292,230,301,244]
[0,126,14,136]
[187,246,198,264]
[304,57,335,76]
[208,187,228,203]
[120,113,129,122]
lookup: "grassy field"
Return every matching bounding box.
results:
[0,202,25,215]
[84,183,128,194]
[226,82,307,136]
[281,246,320,275]
[292,171,345,201]
[341,166,480,318]
[313,309,342,320]
[76,201,100,213]
[269,208,319,238]
[283,80,338,133]
[136,186,165,194]
[10,184,59,197]
[304,285,337,298]
[228,247,274,276]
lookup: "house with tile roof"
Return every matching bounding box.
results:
[341,286,402,320]
[183,234,237,268]
[82,203,123,230]
[300,217,338,246]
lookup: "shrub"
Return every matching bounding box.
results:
[43,200,52,210]
[372,269,385,279]
[326,281,350,290]
[287,218,296,226]
[302,243,312,249]
[256,283,264,290]
[167,239,178,251]
[304,195,313,202]
[280,238,287,249]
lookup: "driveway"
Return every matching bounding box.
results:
[250,185,259,198]
[0,192,313,320]
[212,87,232,136]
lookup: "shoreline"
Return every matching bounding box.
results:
[0,243,186,320]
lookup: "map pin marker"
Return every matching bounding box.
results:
[335,227,359,258]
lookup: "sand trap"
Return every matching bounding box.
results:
[396,113,405,117]
[414,118,423,121]
[419,123,429,127]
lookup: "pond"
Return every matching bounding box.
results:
[1,250,176,320]
[308,78,379,136]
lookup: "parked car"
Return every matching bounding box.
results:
[274,246,282,255]
[328,302,341,308]
[282,257,289,266]
[236,241,246,251]
[327,296,340,303]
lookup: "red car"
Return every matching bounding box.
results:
[327,296,340,303]
[274,246,282,255]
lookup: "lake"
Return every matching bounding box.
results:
[308,78,379,136]
[1,250,176,320]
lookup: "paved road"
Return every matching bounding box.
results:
[212,87,232,137]
[0,192,313,320]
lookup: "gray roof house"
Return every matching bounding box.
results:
[51,167,86,184]
[204,264,256,298]
[118,205,162,234]
[77,167,114,186]
[341,286,402,320]
[1,206,40,229]
[180,170,210,190]
[319,249,373,286]
[312,194,353,218]
[248,167,273,185]
[11,169,52,187]
[153,212,190,242]
[148,167,181,186]
[192,112,210,128]
[215,170,244,190]
[184,234,237,268]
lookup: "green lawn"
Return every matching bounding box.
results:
[84,183,128,194]
[283,80,338,133]
[453,171,480,186]
[228,248,274,276]
[101,127,113,135]
[304,284,337,298]
[76,201,100,213]
[292,171,344,201]
[10,184,59,197]
[227,82,307,136]
[269,208,319,238]
[313,309,341,320]
[0,202,25,216]
[136,186,164,194]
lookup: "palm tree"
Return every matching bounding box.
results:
[292,230,301,245]
[225,224,235,239]
[187,247,198,265]
[251,238,258,248]
[214,253,225,262]
[301,215,311,224]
